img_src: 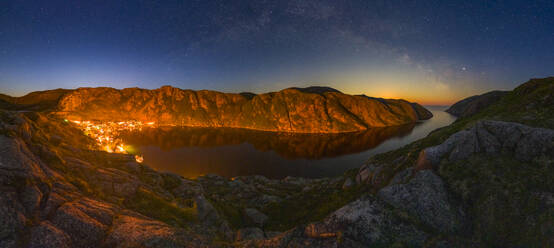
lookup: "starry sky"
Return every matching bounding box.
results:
[1,0,553,104]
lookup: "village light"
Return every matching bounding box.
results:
[70,120,150,163]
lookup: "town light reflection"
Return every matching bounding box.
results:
[70,120,154,163]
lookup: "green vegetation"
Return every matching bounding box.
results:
[262,181,366,231]
[439,155,553,247]
[210,199,244,228]
[123,187,197,227]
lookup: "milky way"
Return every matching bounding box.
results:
[1,0,553,104]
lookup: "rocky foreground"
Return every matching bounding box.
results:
[0,77,552,247]
[2,86,432,133]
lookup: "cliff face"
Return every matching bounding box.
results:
[55,86,432,133]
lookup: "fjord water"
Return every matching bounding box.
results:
[121,106,456,179]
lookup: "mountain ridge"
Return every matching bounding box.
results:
[446,90,509,117]
[1,86,432,133]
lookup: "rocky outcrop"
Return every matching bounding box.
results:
[0,111,220,247]
[378,170,465,233]
[54,86,431,133]
[236,227,265,241]
[243,208,268,227]
[446,90,508,117]
[415,120,554,169]
[239,195,431,247]
[351,116,554,247]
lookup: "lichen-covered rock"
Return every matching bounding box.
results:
[0,192,26,247]
[355,163,386,185]
[194,194,234,240]
[0,136,47,179]
[105,214,211,248]
[20,185,43,215]
[28,221,72,248]
[195,194,220,224]
[378,170,465,233]
[388,167,414,185]
[240,195,428,247]
[416,120,554,169]
[243,208,268,227]
[51,203,108,248]
[342,177,354,189]
[88,167,142,197]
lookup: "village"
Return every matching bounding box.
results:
[68,119,154,163]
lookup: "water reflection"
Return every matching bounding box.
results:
[120,124,416,159]
[119,106,456,179]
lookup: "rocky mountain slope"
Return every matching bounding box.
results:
[446,90,508,117]
[3,86,432,133]
[0,77,552,247]
[0,89,72,111]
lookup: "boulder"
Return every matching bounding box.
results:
[104,214,203,248]
[88,167,141,197]
[243,208,269,227]
[388,167,414,185]
[0,136,46,179]
[242,195,428,247]
[342,178,354,189]
[40,192,68,219]
[51,203,107,248]
[378,170,465,233]
[0,192,26,246]
[71,198,117,226]
[416,120,554,169]
[194,195,219,224]
[20,185,43,215]
[28,221,71,248]
[194,194,234,240]
[319,195,428,245]
[355,163,384,185]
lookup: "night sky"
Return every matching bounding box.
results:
[1,0,553,104]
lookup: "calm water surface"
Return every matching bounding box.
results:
[121,106,456,179]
